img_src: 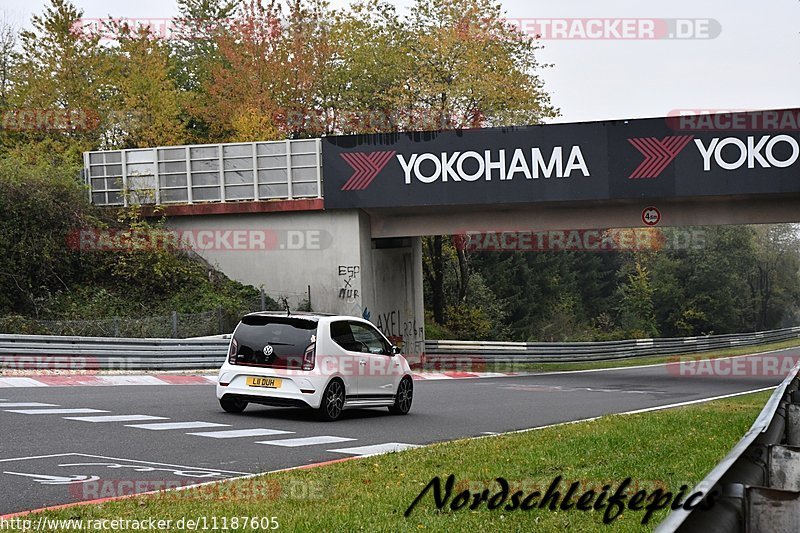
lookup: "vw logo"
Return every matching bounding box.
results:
[263,345,274,357]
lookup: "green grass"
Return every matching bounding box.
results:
[456,338,800,374]
[25,391,772,532]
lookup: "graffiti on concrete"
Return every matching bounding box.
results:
[337,265,360,301]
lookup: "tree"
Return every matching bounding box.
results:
[748,225,800,330]
[171,0,241,141]
[10,0,111,161]
[0,13,17,109]
[616,259,658,338]
[404,0,557,129]
[422,235,446,324]
[107,23,187,148]
[0,156,92,315]
[323,0,412,134]
[198,0,285,141]
[172,0,241,93]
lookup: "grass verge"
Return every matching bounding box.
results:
[25,391,772,532]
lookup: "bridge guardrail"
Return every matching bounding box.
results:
[0,326,799,371]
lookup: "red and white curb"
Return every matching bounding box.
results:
[0,371,520,388]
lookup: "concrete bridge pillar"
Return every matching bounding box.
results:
[165,208,425,362]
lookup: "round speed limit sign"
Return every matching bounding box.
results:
[642,207,661,226]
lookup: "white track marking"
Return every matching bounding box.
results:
[63,415,169,423]
[125,421,229,431]
[473,386,779,439]
[328,443,420,456]
[187,428,293,439]
[0,403,59,408]
[0,453,78,463]
[256,436,355,447]
[4,408,108,415]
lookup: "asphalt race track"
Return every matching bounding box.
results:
[1,348,798,515]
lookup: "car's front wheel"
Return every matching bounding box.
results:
[220,396,248,413]
[388,376,413,415]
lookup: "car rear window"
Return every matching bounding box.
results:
[232,316,317,368]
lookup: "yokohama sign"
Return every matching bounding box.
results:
[322,109,800,209]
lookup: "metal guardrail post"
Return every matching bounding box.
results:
[217,145,226,202]
[185,146,193,204]
[171,311,178,338]
[315,138,323,197]
[788,391,800,446]
[152,147,161,204]
[286,139,293,199]
[121,151,129,208]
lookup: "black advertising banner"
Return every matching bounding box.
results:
[321,109,800,209]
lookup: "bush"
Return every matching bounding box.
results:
[0,155,267,331]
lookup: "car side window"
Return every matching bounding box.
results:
[330,320,360,352]
[348,322,391,355]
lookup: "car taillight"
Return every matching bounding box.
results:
[228,338,238,365]
[302,343,315,371]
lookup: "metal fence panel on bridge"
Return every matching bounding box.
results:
[84,138,323,206]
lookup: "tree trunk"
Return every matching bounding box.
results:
[456,242,469,303]
[425,236,445,324]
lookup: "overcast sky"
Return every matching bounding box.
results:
[3,0,798,123]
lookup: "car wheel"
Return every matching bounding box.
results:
[388,376,413,415]
[220,396,248,413]
[318,379,345,421]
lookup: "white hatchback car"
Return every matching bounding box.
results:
[216,312,414,421]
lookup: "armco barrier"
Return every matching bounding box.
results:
[422,327,800,367]
[0,327,799,371]
[0,334,229,370]
[656,361,800,532]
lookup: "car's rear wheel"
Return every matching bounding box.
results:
[220,396,248,413]
[388,376,413,415]
[317,379,345,421]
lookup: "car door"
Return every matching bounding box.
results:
[347,321,396,401]
[327,320,361,399]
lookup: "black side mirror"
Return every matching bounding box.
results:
[392,345,402,356]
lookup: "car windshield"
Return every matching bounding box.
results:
[233,316,317,368]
